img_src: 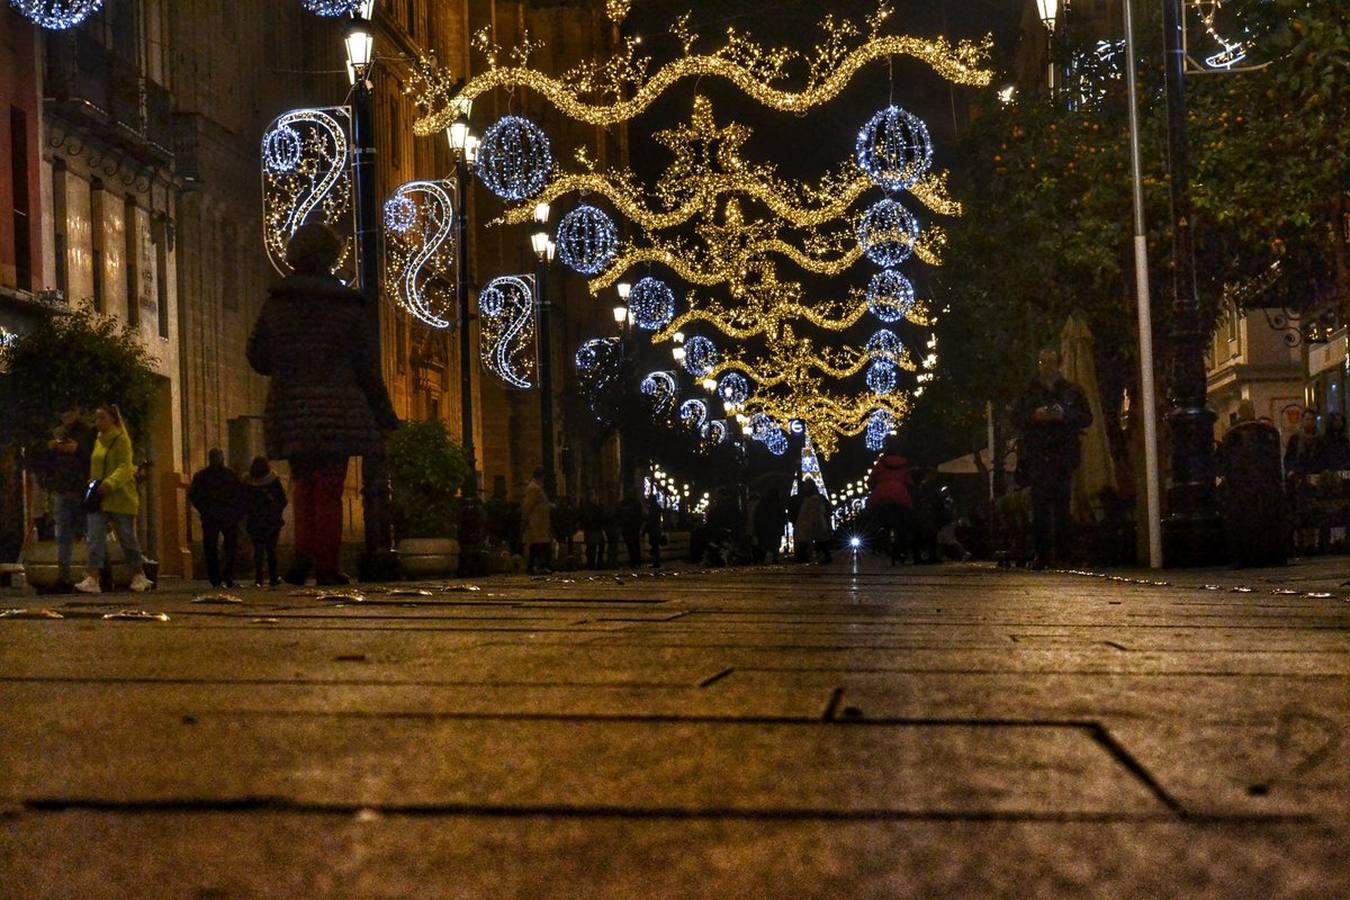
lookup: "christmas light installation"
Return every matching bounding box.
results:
[475,116,554,202]
[680,399,708,429]
[865,408,895,451]
[640,371,677,417]
[703,420,729,444]
[867,269,917,322]
[858,198,921,267]
[855,105,933,193]
[682,336,718,377]
[759,430,789,456]
[556,204,618,275]
[865,328,903,360]
[10,0,103,29]
[866,358,898,395]
[718,372,750,406]
[478,275,538,389]
[301,0,361,15]
[410,6,993,135]
[261,107,354,280]
[575,338,615,373]
[383,179,455,328]
[629,276,676,330]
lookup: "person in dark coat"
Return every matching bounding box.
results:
[618,495,644,567]
[602,492,623,567]
[189,448,245,588]
[1284,408,1322,479]
[868,448,914,565]
[752,486,787,564]
[244,455,288,587]
[910,467,944,565]
[1011,347,1093,568]
[247,222,399,586]
[1318,412,1350,472]
[643,498,663,569]
[43,406,95,590]
[578,489,606,570]
[1218,401,1287,567]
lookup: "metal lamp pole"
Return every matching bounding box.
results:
[1160,0,1222,564]
[531,207,557,495]
[345,7,398,581]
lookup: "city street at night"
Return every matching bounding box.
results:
[2,560,1346,896]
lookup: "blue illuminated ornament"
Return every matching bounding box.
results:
[858,199,921,267]
[629,276,676,330]
[762,431,789,456]
[11,0,103,28]
[575,338,614,373]
[866,329,903,360]
[749,413,779,441]
[383,195,417,234]
[718,372,750,406]
[680,399,708,429]
[301,0,362,15]
[856,106,933,193]
[476,116,554,201]
[865,409,895,451]
[704,420,729,444]
[263,125,303,174]
[557,205,618,275]
[478,275,538,389]
[867,269,917,323]
[682,336,718,377]
[866,359,898,395]
[640,371,677,417]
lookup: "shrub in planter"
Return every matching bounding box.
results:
[387,419,469,540]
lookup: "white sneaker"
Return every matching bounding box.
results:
[129,573,153,592]
[73,575,101,594]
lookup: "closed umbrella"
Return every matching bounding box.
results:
[1060,314,1117,525]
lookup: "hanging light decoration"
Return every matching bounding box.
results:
[640,371,677,417]
[866,358,898,395]
[867,269,917,322]
[865,408,895,451]
[704,420,729,444]
[866,328,904,360]
[383,195,417,234]
[718,372,751,406]
[475,116,554,201]
[856,105,933,193]
[383,180,456,328]
[301,0,362,15]
[556,204,618,275]
[629,276,676,330]
[858,199,921,267]
[575,338,614,373]
[682,335,718,377]
[478,275,538,389]
[263,125,304,174]
[11,0,104,29]
[762,430,789,456]
[680,399,709,429]
[749,413,780,441]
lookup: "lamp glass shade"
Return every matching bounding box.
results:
[530,231,549,257]
[344,25,374,70]
[464,135,481,165]
[616,282,632,300]
[354,0,376,19]
[613,304,628,324]
[1035,0,1058,28]
[533,202,550,224]
[447,116,470,152]
[701,377,716,392]
[545,239,556,262]
[672,346,686,362]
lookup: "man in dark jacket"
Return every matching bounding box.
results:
[868,448,914,564]
[1011,348,1093,568]
[189,448,245,588]
[1218,401,1287,566]
[44,406,95,590]
[247,222,399,586]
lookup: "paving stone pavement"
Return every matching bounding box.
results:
[0,558,1346,898]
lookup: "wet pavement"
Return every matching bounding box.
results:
[1,558,1346,897]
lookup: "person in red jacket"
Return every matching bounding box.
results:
[869,446,914,565]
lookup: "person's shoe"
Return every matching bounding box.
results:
[73,575,102,594]
[254,580,264,588]
[129,573,153,592]
[315,570,351,587]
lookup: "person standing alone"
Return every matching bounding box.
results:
[44,406,95,591]
[189,448,245,588]
[1012,348,1092,569]
[74,405,152,593]
[521,468,553,574]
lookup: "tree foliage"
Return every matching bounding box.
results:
[0,305,158,449]
[386,418,469,539]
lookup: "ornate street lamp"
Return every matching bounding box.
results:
[1035,0,1059,93]
[532,202,558,495]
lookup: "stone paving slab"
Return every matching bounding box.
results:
[1,559,1346,897]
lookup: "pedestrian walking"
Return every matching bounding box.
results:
[619,494,644,567]
[602,491,623,568]
[644,497,664,569]
[521,468,553,574]
[74,404,152,594]
[1284,408,1322,554]
[247,222,399,586]
[244,455,288,587]
[43,405,95,591]
[189,448,245,588]
[578,488,606,570]
[1011,348,1093,569]
[868,445,914,565]
[793,480,833,563]
[1218,401,1288,566]
[752,486,787,564]
[911,468,944,565]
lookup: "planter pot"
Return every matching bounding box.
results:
[21,539,140,592]
[397,537,460,579]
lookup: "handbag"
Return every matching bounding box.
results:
[83,479,103,513]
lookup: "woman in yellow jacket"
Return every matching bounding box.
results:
[74,405,152,593]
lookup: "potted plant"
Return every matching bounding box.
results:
[386,419,469,577]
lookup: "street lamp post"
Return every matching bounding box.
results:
[531,204,557,495]
[447,111,487,573]
[1160,0,1222,564]
[1035,0,1059,95]
[345,7,398,582]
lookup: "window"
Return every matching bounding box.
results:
[124,196,139,326]
[10,108,32,292]
[52,159,68,300]
[154,216,170,339]
[91,179,105,313]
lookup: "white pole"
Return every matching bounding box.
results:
[1123,0,1163,568]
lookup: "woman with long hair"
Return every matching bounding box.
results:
[74,404,152,593]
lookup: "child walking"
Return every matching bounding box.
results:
[244,456,288,587]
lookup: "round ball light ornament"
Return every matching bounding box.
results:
[762,430,789,456]
[575,338,612,374]
[866,329,903,360]
[12,0,104,28]
[476,116,554,201]
[718,372,751,406]
[680,399,708,429]
[383,195,417,234]
[263,124,303,174]
[856,105,934,193]
[866,358,899,395]
[629,276,676,330]
[557,205,619,276]
[682,336,718,377]
[704,420,729,445]
[866,269,917,323]
[865,409,895,451]
[858,199,921,268]
[301,0,363,15]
